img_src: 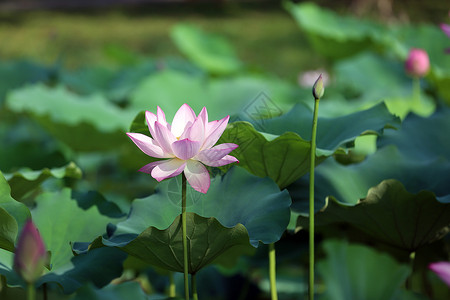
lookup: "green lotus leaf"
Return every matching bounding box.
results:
[78,167,290,273]
[171,23,242,75]
[0,60,51,104]
[218,122,326,189]
[113,213,255,274]
[317,240,410,300]
[3,162,82,200]
[285,2,386,59]
[5,84,135,151]
[129,69,298,121]
[114,166,291,247]
[0,188,126,293]
[219,102,399,188]
[258,101,400,156]
[298,180,450,252]
[73,281,162,300]
[0,207,17,252]
[378,107,450,162]
[0,172,31,250]
[333,53,435,119]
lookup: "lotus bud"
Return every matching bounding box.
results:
[405,48,430,77]
[13,219,48,283]
[429,262,450,287]
[312,74,324,100]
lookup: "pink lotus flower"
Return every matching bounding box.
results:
[405,48,430,77]
[429,262,450,287]
[127,104,238,193]
[13,219,48,283]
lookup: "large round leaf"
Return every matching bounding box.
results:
[171,23,242,75]
[298,180,450,252]
[0,172,30,251]
[80,167,290,273]
[285,2,386,59]
[218,122,327,189]
[219,102,399,188]
[5,84,135,151]
[317,240,410,300]
[114,213,255,274]
[0,188,126,293]
[114,166,291,247]
[4,162,82,200]
[129,69,298,121]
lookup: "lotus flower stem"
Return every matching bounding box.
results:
[413,77,421,106]
[192,273,198,300]
[169,272,176,297]
[182,174,190,300]
[269,243,278,300]
[27,283,35,300]
[309,91,321,300]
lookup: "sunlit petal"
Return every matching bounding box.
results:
[126,133,169,158]
[171,103,196,138]
[203,115,230,149]
[184,160,210,194]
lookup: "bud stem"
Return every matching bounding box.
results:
[27,283,36,300]
[309,97,320,300]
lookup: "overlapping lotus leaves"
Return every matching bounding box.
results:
[377,107,450,162]
[111,213,255,274]
[298,180,450,252]
[113,167,291,247]
[3,162,82,200]
[0,188,126,293]
[219,102,399,188]
[218,122,326,189]
[81,167,290,273]
[5,84,135,151]
[0,172,31,251]
[285,2,387,59]
[171,23,242,75]
[317,240,411,300]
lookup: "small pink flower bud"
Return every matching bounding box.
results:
[405,48,430,77]
[13,219,48,283]
[312,74,324,100]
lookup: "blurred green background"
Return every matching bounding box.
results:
[0,0,448,82]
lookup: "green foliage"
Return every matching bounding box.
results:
[317,240,411,300]
[171,24,242,75]
[219,102,399,188]
[4,162,82,200]
[298,180,450,252]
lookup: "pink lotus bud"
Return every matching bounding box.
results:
[13,219,48,283]
[312,74,325,100]
[405,48,430,77]
[429,262,450,287]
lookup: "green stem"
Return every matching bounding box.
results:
[269,243,278,300]
[182,175,190,300]
[27,283,36,300]
[309,98,320,300]
[413,77,421,105]
[169,272,176,298]
[192,273,198,300]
